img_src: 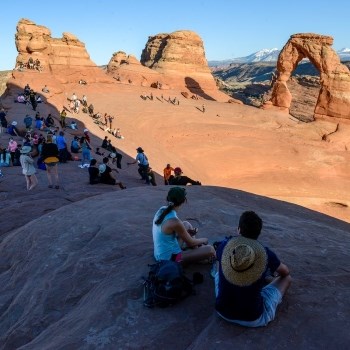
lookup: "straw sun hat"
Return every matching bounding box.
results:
[221,236,267,287]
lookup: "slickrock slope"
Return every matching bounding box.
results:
[270,33,350,119]
[1,21,350,349]
[0,187,349,349]
[15,19,113,84]
[141,30,229,101]
[106,51,163,87]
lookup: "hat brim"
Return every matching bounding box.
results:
[221,236,267,287]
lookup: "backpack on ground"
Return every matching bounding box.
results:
[143,260,197,308]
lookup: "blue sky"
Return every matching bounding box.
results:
[1,0,349,70]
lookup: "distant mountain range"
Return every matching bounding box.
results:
[209,48,350,66]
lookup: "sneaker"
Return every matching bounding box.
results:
[83,164,90,168]
[78,165,84,168]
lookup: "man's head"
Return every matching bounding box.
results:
[166,163,171,168]
[238,211,262,240]
[174,167,182,176]
[90,159,97,166]
[103,157,109,164]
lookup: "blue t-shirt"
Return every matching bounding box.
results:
[215,237,280,321]
[56,135,67,150]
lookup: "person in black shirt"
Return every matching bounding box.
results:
[98,157,126,189]
[168,167,201,186]
[88,159,100,184]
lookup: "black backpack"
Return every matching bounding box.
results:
[143,260,196,308]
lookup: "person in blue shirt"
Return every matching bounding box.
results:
[152,187,215,265]
[215,211,291,327]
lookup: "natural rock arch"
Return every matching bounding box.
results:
[271,33,350,120]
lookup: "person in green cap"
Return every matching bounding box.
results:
[152,187,216,265]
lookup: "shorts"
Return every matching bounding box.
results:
[215,272,282,327]
[170,252,183,263]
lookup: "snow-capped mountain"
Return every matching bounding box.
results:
[209,47,350,67]
[337,48,350,61]
[233,48,280,63]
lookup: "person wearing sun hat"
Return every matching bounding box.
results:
[127,146,150,184]
[215,211,291,327]
[152,187,215,265]
[19,145,38,190]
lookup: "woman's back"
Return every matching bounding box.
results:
[152,206,181,261]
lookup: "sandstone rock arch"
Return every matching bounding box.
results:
[271,33,350,120]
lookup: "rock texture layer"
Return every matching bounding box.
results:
[15,18,112,83]
[140,30,228,101]
[0,187,349,349]
[106,51,164,87]
[271,33,350,119]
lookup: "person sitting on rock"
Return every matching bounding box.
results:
[95,147,105,156]
[68,121,78,130]
[101,136,108,149]
[28,57,34,69]
[45,114,55,128]
[42,85,50,93]
[70,136,81,154]
[88,104,94,116]
[109,145,122,169]
[7,122,20,137]
[17,94,26,104]
[168,167,201,186]
[98,157,126,189]
[34,59,41,71]
[88,158,100,184]
[23,114,33,131]
[145,166,157,186]
[152,187,215,265]
[214,211,292,327]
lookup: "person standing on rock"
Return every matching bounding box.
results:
[214,211,291,327]
[29,90,37,111]
[42,134,60,189]
[60,109,67,129]
[19,146,38,190]
[127,147,150,184]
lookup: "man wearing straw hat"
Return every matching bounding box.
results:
[215,211,291,327]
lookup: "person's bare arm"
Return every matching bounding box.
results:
[164,218,208,248]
